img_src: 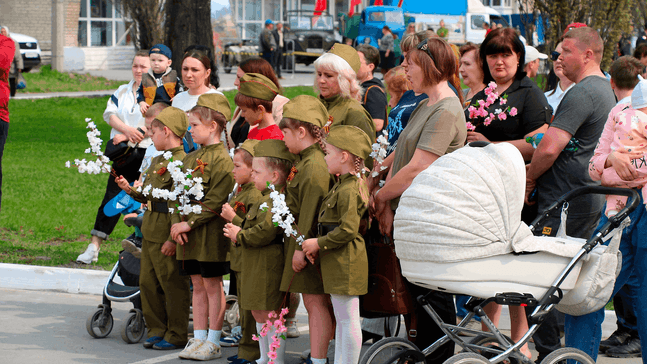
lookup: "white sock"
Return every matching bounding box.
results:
[269,325,286,364]
[330,294,361,364]
[256,323,268,364]
[207,329,221,345]
[194,329,207,341]
[311,358,327,364]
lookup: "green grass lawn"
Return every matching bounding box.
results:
[17,65,128,94]
[1,86,316,270]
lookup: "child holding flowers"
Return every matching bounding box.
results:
[223,139,296,364]
[301,125,371,364]
[169,93,236,361]
[235,73,284,141]
[278,95,333,364]
[220,138,263,363]
[115,107,192,351]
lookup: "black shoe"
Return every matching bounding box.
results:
[122,233,142,259]
[606,336,642,358]
[600,329,632,352]
[125,214,143,228]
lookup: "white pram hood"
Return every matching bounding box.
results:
[394,142,583,263]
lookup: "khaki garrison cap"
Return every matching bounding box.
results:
[328,43,361,74]
[326,125,372,160]
[254,139,296,163]
[282,95,330,128]
[155,106,189,138]
[196,93,232,121]
[238,73,279,101]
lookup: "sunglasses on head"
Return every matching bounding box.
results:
[550,51,560,61]
[416,40,435,63]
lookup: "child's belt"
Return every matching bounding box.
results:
[148,201,169,213]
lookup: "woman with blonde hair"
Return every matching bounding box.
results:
[312,44,376,140]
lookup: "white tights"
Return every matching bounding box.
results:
[330,294,361,364]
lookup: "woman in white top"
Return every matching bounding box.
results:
[544,42,574,115]
[77,51,151,264]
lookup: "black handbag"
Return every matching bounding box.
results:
[104,128,146,169]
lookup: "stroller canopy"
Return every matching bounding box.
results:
[394,142,580,263]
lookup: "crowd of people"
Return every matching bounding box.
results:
[58,17,647,364]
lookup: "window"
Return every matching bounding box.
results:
[471,15,486,30]
[78,0,132,47]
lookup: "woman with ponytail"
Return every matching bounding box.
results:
[370,36,466,363]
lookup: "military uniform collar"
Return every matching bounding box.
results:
[320,94,343,107]
[240,182,255,193]
[262,183,285,195]
[166,145,184,156]
[338,173,358,183]
[200,142,224,151]
[300,143,323,158]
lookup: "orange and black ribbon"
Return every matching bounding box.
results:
[287,167,298,182]
[234,201,246,213]
[156,167,167,175]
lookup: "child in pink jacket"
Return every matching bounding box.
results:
[589,76,647,216]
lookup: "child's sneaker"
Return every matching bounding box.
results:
[190,340,222,360]
[286,318,300,338]
[76,243,99,264]
[122,233,142,259]
[220,332,241,347]
[179,338,204,359]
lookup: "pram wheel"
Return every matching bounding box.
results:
[466,334,520,364]
[443,352,490,364]
[121,309,146,344]
[539,348,594,364]
[86,306,114,338]
[359,337,423,364]
[222,295,239,336]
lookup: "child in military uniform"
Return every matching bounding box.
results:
[223,139,295,364]
[278,95,333,364]
[220,139,263,363]
[301,125,371,364]
[169,93,236,361]
[137,44,183,114]
[115,107,192,351]
[235,73,284,140]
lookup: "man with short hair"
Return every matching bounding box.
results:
[260,19,276,65]
[633,44,647,78]
[272,22,284,79]
[636,22,647,47]
[523,27,617,363]
[524,45,547,78]
[356,44,387,134]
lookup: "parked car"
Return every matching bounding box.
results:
[284,10,336,67]
[221,38,260,73]
[11,32,42,72]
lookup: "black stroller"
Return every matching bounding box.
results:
[85,218,145,344]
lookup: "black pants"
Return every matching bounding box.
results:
[0,119,8,213]
[406,280,456,362]
[273,48,282,78]
[91,150,145,239]
[9,77,16,97]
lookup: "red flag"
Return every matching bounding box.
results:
[314,0,327,16]
[374,0,384,5]
[349,0,361,16]
[397,0,404,7]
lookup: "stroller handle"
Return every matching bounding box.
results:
[529,185,640,236]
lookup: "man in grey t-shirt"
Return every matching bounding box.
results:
[525,27,615,239]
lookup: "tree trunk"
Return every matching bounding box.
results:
[165,0,214,73]
[122,0,165,50]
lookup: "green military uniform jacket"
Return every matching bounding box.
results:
[320,94,377,143]
[238,186,285,311]
[172,142,235,262]
[228,182,263,272]
[130,146,186,244]
[279,144,332,294]
[317,173,368,295]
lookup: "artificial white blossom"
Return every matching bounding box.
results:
[163,151,173,160]
[265,184,305,245]
[66,118,112,175]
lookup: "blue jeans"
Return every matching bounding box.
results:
[564,194,647,362]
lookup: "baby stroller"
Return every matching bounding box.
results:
[359,142,639,364]
[86,249,144,343]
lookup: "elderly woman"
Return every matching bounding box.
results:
[459,42,486,108]
[0,26,22,97]
[227,57,289,147]
[372,37,466,362]
[76,51,151,264]
[465,27,552,360]
[314,43,376,139]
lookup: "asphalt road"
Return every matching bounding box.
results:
[0,287,638,364]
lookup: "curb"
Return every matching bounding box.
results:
[0,262,229,296]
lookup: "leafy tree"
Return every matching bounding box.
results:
[517,0,635,70]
